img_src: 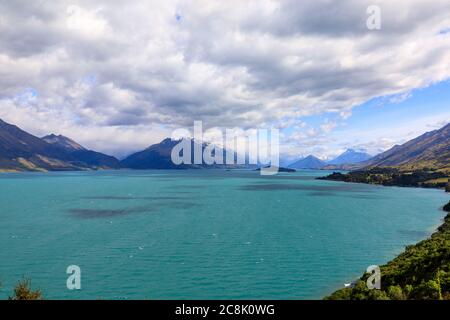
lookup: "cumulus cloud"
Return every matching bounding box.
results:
[0,0,449,156]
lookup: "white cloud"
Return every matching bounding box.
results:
[0,0,449,157]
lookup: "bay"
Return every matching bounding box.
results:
[0,169,447,299]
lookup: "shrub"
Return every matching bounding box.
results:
[412,280,441,300]
[9,278,43,300]
[387,285,405,300]
[367,289,390,300]
[444,201,450,212]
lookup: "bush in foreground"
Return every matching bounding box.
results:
[9,279,43,300]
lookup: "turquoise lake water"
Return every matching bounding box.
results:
[0,169,448,299]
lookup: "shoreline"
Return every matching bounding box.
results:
[326,204,450,300]
[2,168,448,299]
[322,172,450,300]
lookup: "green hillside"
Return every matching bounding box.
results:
[326,201,450,300]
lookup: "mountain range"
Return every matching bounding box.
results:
[361,123,450,170]
[0,118,249,171]
[288,149,372,170]
[0,119,119,172]
[0,118,449,172]
[288,123,450,171]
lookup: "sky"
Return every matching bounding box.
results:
[0,0,449,160]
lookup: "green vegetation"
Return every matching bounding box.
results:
[8,278,43,300]
[319,167,449,189]
[326,202,450,300]
[322,164,450,300]
[444,201,450,212]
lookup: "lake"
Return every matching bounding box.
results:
[0,169,448,299]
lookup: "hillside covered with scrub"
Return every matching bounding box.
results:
[326,201,450,300]
[319,123,450,190]
[319,167,450,190]
[323,123,450,300]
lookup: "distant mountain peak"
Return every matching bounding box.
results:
[328,149,372,165]
[121,137,252,170]
[288,154,326,169]
[42,134,85,151]
[160,137,177,144]
[303,155,323,161]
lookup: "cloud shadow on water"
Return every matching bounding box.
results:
[68,207,152,219]
[68,201,201,219]
[307,191,337,197]
[83,195,185,201]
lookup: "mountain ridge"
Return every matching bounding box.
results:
[42,134,85,151]
[0,119,119,171]
[1,118,449,172]
[361,123,450,170]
